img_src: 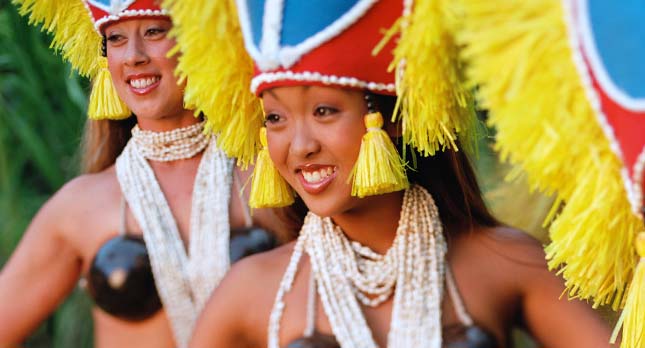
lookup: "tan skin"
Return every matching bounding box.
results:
[0,18,278,348]
[190,86,613,348]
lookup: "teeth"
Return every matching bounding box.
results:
[302,167,334,184]
[129,76,160,89]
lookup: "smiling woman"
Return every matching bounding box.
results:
[262,87,367,217]
[103,18,189,127]
[0,1,286,348]
[167,1,613,348]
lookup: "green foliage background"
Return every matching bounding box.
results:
[0,1,93,346]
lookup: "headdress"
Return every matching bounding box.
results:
[14,0,168,120]
[164,0,478,207]
[455,1,645,346]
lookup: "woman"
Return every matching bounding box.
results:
[0,1,283,347]
[169,1,613,347]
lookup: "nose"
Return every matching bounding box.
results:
[124,35,150,67]
[289,119,321,159]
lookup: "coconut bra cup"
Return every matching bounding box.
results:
[87,228,277,321]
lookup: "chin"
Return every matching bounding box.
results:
[299,193,357,219]
[130,107,163,120]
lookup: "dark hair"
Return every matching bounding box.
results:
[81,117,137,174]
[274,94,498,238]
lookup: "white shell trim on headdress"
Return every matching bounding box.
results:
[575,0,645,112]
[564,0,641,215]
[94,9,169,31]
[633,147,645,216]
[251,70,396,94]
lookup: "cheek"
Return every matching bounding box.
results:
[106,51,122,79]
[153,41,177,70]
[266,132,291,173]
[106,52,130,100]
[333,115,367,168]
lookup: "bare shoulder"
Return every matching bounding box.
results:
[457,231,613,347]
[448,225,553,299]
[36,167,120,243]
[450,225,547,268]
[192,242,297,348]
[27,166,113,222]
[54,166,118,205]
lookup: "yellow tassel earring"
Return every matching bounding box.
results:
[87,37,131,120]
[249,127,294,208]
[350,93,409,198]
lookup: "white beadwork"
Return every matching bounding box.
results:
[116,125,233,348]
[93,9,169,31]
[268,185,446,348]
[634,146,645,216]
[251,71,396,94]
[130,121,209,162]
[563,1,641,215]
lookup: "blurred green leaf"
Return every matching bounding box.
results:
[0,4,92,347]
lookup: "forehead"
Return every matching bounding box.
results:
[101,16,171,33]
[263,85,364,103]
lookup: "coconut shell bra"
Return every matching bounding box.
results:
[85,198,277,322]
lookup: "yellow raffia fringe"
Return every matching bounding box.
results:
[163,0,263,168]
[13,0,101,78]
[249,128,294,209]
[88,57,131,120]
[611,232,645,348]
[350,112,409,198]
[389,0,477,157]
[456,0,643,309]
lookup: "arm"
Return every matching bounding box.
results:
[0,181,83,346]
[513,237,613,347]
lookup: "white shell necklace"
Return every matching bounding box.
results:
[116,122,233,347]
[268,185,447,348]
[130,121,210,161]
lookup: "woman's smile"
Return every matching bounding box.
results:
[127,73,162,95]
[296,164,338,194]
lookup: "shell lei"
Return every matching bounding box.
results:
[116,132,233,347]
[268,185,446,347]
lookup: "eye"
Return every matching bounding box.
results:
[145,27,167,39]
[313,106,338,117]
[264,113,282,125]
[106,33,125,45]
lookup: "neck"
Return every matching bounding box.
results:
[136,109,200,132]
[330,190,404,255]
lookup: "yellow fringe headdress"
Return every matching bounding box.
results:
[165,0,476,208]
[454,0,645,345]
[13,0,170,120]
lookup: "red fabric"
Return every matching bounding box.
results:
[253,0,402,96]
[579,46,645,207]
[85,0,164,32]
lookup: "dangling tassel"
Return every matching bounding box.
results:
[611,232,645,348]
[88,57,131,120]
[249,127,294,208]
[164,0,263,168]
[350,111,409,198]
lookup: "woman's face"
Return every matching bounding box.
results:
[104,18,186,121]
[262,85,369,217]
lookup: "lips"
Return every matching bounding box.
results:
[297,164,337,194]
[126,74,161,95]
